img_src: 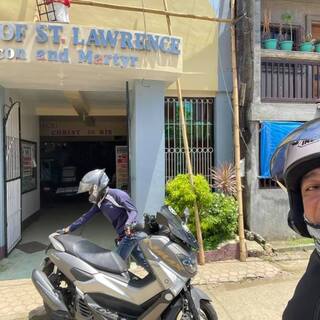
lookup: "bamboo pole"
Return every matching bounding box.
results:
[70,0,246,263]
[72,0,233,24]
[162,0,205,265]
[230,0,247,262]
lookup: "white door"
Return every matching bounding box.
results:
[5,100,21,254]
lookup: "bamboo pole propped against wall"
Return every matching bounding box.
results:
[70,0,247,263]
[231,0,246,262]
[162,0,205,265]
[72,0,232,24]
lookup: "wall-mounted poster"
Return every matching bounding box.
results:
[21,140,37,193]
[116,146,128,191]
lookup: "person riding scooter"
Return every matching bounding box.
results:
[61,168,151,273]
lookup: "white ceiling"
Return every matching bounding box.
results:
[14,88,127,116]
[0,59,179,92]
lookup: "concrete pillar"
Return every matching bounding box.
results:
[0,87,5,258]
[214,95,233,166]
[128,80,165,219]
[214,0,233,166]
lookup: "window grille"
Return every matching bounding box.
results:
[165,97,214,185]
[36,0,57,21]
[259,178,280,189]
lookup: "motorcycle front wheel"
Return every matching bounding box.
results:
[199,300,218,320]
[177,300,218,320]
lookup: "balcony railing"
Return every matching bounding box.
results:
[261,57,320,103]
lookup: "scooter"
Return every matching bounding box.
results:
[32,206,218,319]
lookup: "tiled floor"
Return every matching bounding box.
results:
[0,198,117,280]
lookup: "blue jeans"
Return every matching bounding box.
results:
[116,232,151,273]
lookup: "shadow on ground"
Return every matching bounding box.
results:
[1,198,117,280]
[29,306,49,320]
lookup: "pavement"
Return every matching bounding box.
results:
[0,200,315,319]
[0,248,313,320]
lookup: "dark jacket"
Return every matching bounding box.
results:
[283,249,320,320]
[68,188,138,237]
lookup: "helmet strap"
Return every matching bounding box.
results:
[97,187,109,208]
[275,180,287,193]
[305,216,320,256]
[304,216,320,229]
[88,184,99,204]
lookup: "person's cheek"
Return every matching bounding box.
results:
[315,196,320,223]
[302,195,315,222]
[305,195,320,224]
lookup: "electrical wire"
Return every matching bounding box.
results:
[217,32,251,155]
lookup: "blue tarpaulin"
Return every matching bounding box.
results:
[260,121,303,178]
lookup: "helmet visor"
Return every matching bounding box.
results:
[270,118,320,181]
[77,181,92,194]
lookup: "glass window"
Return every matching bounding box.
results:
[21,140,37,193]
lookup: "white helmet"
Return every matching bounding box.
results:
[270,118,320,237]
[78,169,109,204]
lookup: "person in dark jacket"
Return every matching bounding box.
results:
[62,168,151,273]
[270,118,320,320]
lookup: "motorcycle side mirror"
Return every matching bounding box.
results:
[183,207,190,224]
[145,213,159,233]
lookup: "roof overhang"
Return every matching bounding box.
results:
[0,21,183,91]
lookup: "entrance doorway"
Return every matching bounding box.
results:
[37,114,128,241]
[0,88,129,279]
[40,140,127,207]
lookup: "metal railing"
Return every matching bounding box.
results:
[165,97,214,184]
[261,58,320,103]
[259,178,279,189]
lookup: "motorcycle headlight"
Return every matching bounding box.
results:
[177,253,198,275]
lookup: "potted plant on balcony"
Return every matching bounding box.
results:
[315,39,320,53]
[279,12,294,51]
[300,32,315,52]
[262,10,278,49]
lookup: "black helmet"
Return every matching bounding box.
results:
[270,118,320,237]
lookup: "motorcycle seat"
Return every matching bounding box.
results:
[56,235,128,274]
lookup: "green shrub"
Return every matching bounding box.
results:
[200,193,238,250]
[165,174,213,215]
[165,174,238,251]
